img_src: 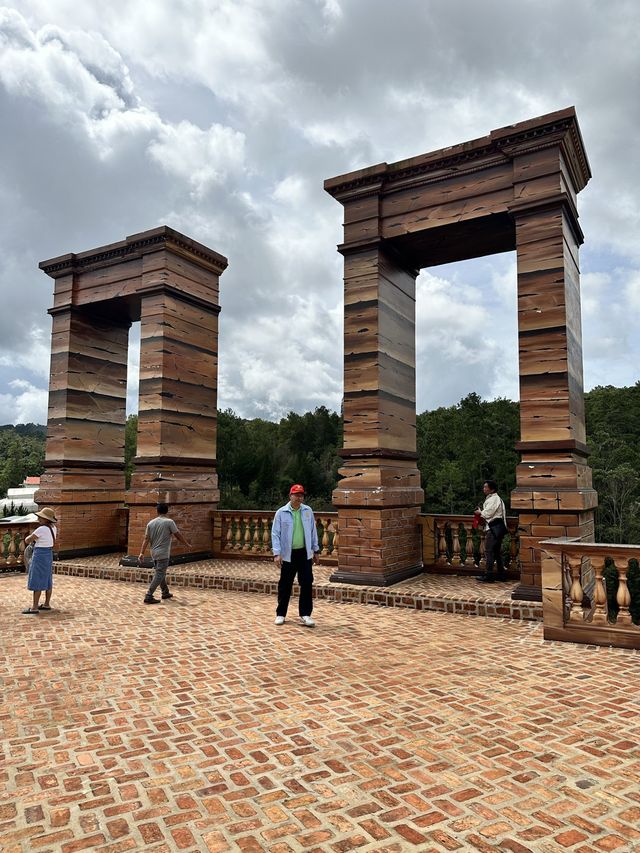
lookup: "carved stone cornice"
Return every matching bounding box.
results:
[40,226,228,279]
[325,106,591,202]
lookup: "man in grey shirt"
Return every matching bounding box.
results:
[138,503,190,604]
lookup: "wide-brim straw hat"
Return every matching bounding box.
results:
[36,507,57,523]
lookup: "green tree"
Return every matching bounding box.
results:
[124,415,138,489]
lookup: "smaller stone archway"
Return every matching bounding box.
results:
[37,227,227,561]
[325,107,597,599]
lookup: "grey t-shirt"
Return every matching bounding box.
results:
[146,516,178,559]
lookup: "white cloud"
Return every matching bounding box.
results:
[0,380,48,425]
[0,0,639,429]
[148,121,247,197]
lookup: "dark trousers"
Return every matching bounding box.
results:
[146,558,170,599]
[485,523,506,578]
[277,548,313,617]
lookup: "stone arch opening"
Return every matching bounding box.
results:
[324,107,597,599]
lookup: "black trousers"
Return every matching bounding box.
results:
[485,522,506,578]
[277,548,313,617]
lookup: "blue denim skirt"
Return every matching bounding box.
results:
[27,547,53,591]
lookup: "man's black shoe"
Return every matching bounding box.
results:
[476,575,495,583]
[161,592,173,599]
[144,597,161,604]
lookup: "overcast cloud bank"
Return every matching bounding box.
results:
[1,0,638,424]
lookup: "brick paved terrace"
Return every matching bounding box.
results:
[2,573,640,853]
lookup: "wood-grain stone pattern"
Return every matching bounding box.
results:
[326,106,596,594]
[36,306,130,554]
[332,245,424,585]
[39,227,227,560]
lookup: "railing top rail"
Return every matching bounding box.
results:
[419,513,518,523]
[214,509,338,517]
[541,537,640,558]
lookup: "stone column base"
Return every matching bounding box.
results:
[125,476,219,562]
[331,503,423,586]
[36,471,126,556]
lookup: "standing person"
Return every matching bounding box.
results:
[272,484,319,627]
[474,480,508,583]
[22,507,57,614]
[138,503,191,604]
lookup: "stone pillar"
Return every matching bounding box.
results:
[36,305,130,555]
[39,227,227,562]
[124,286,220,562]
[331,245,424,585]
[510,202,597,600]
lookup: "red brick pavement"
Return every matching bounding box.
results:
[1,573,639,853]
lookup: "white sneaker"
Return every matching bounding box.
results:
[300,615,315,627]
[274,615,285,626]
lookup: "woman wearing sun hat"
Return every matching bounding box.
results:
[22,507,57,615]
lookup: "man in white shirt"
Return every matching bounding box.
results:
[474,480,508,583]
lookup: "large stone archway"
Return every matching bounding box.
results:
[37,227,227,562]
[325,107,597,599]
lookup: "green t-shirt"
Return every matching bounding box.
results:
[291,506,304,549]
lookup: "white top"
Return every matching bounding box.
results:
[33,524,57,548]
[480,493,506,525]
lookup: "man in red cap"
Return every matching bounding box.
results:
[271,484,319,626]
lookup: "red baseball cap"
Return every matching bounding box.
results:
[289,484,305,494]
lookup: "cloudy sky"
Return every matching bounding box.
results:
[0,0,638,425]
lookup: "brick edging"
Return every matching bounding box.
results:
[53,562,543,622]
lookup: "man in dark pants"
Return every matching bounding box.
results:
[138,503,191,604]
[271,484,319,626]
[475,480,508,583]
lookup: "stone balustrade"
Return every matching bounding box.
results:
[212,510,339,563]
[0,520,33,571]
[418,514,519,576]
[541,539,640,649]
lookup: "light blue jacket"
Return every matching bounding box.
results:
[271,502,319,562]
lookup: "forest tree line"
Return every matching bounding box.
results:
[2,383,640,543]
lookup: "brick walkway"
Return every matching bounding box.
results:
[1,574,639,853]
[51,556,543,623]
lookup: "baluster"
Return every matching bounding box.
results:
[18,533,26,567]
[243,516,252,551]
[332,522,338,558]
[614,558,632,625]
[224,517,233,553]
[591,556,608,625]
[478,528,487,572]
[321,519,330,556]
[232,516,242,549]
[461,523,473,566]
[263,518,271,554]
[252,517,261,553]
[567,554,585,622]
[450,523,461,566]
[437,523,448,565]
[0,531,6,567]
[7,531,17,566]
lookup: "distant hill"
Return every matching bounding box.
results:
[0,423,46,437]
